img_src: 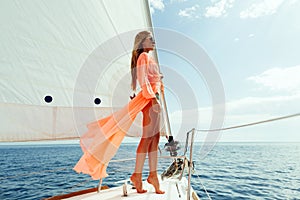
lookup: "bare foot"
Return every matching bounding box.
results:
[147,174,165,194]
[130,173,147,193]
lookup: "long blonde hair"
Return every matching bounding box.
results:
[131,31,151,91]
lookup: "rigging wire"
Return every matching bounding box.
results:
[195,113,300,132]
[194,173,212,200]
[190,112,300,199]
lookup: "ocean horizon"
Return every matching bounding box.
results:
[1,142,299,199]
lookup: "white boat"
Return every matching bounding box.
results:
[0,0,204,199]
[45,129,202,200]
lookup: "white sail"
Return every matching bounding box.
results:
[0,0,166,142]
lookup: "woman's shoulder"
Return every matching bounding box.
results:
[138,52,150,60]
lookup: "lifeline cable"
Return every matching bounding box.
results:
[196,113,300,132]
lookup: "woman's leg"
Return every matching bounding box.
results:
[148,134,159,172]
[146,101,165,194]
[147,134,164,194]
[130,101,152,193]
[130,137,148,193]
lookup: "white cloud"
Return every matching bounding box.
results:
[149,0,165,14]
[178,4,200,19]
[248,65,300,92]
[204,0,235,18]
[223,94,300,141]
[240,0,284,19]
[248,33,255,38]
[170,93,300,128]
[227,95,300,115]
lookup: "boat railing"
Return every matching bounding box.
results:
[94,127,201,199]
[153,112,300,199]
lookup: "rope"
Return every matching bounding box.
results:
[195,173,212,200]
[196,113,300,132]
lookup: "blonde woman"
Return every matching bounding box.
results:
[74,31,164,194]
[129,31,164,194]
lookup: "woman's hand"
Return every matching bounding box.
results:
[151,98,161,113]
[160,83,164,93]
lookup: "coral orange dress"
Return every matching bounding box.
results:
[74,52,162,179]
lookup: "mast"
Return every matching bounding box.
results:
[144,0,173,139]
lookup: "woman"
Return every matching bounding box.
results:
[74,30,164,194]
[129,31,164,194]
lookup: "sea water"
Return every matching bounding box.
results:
[0,142,299,200]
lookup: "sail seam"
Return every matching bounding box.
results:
[100,0,131,60]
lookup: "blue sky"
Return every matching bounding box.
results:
[149,0,300,142]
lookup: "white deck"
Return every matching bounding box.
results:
[65,177,200,200]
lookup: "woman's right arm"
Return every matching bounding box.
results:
[137,53,156,99]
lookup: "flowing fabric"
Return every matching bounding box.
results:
[74,52,162,180]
